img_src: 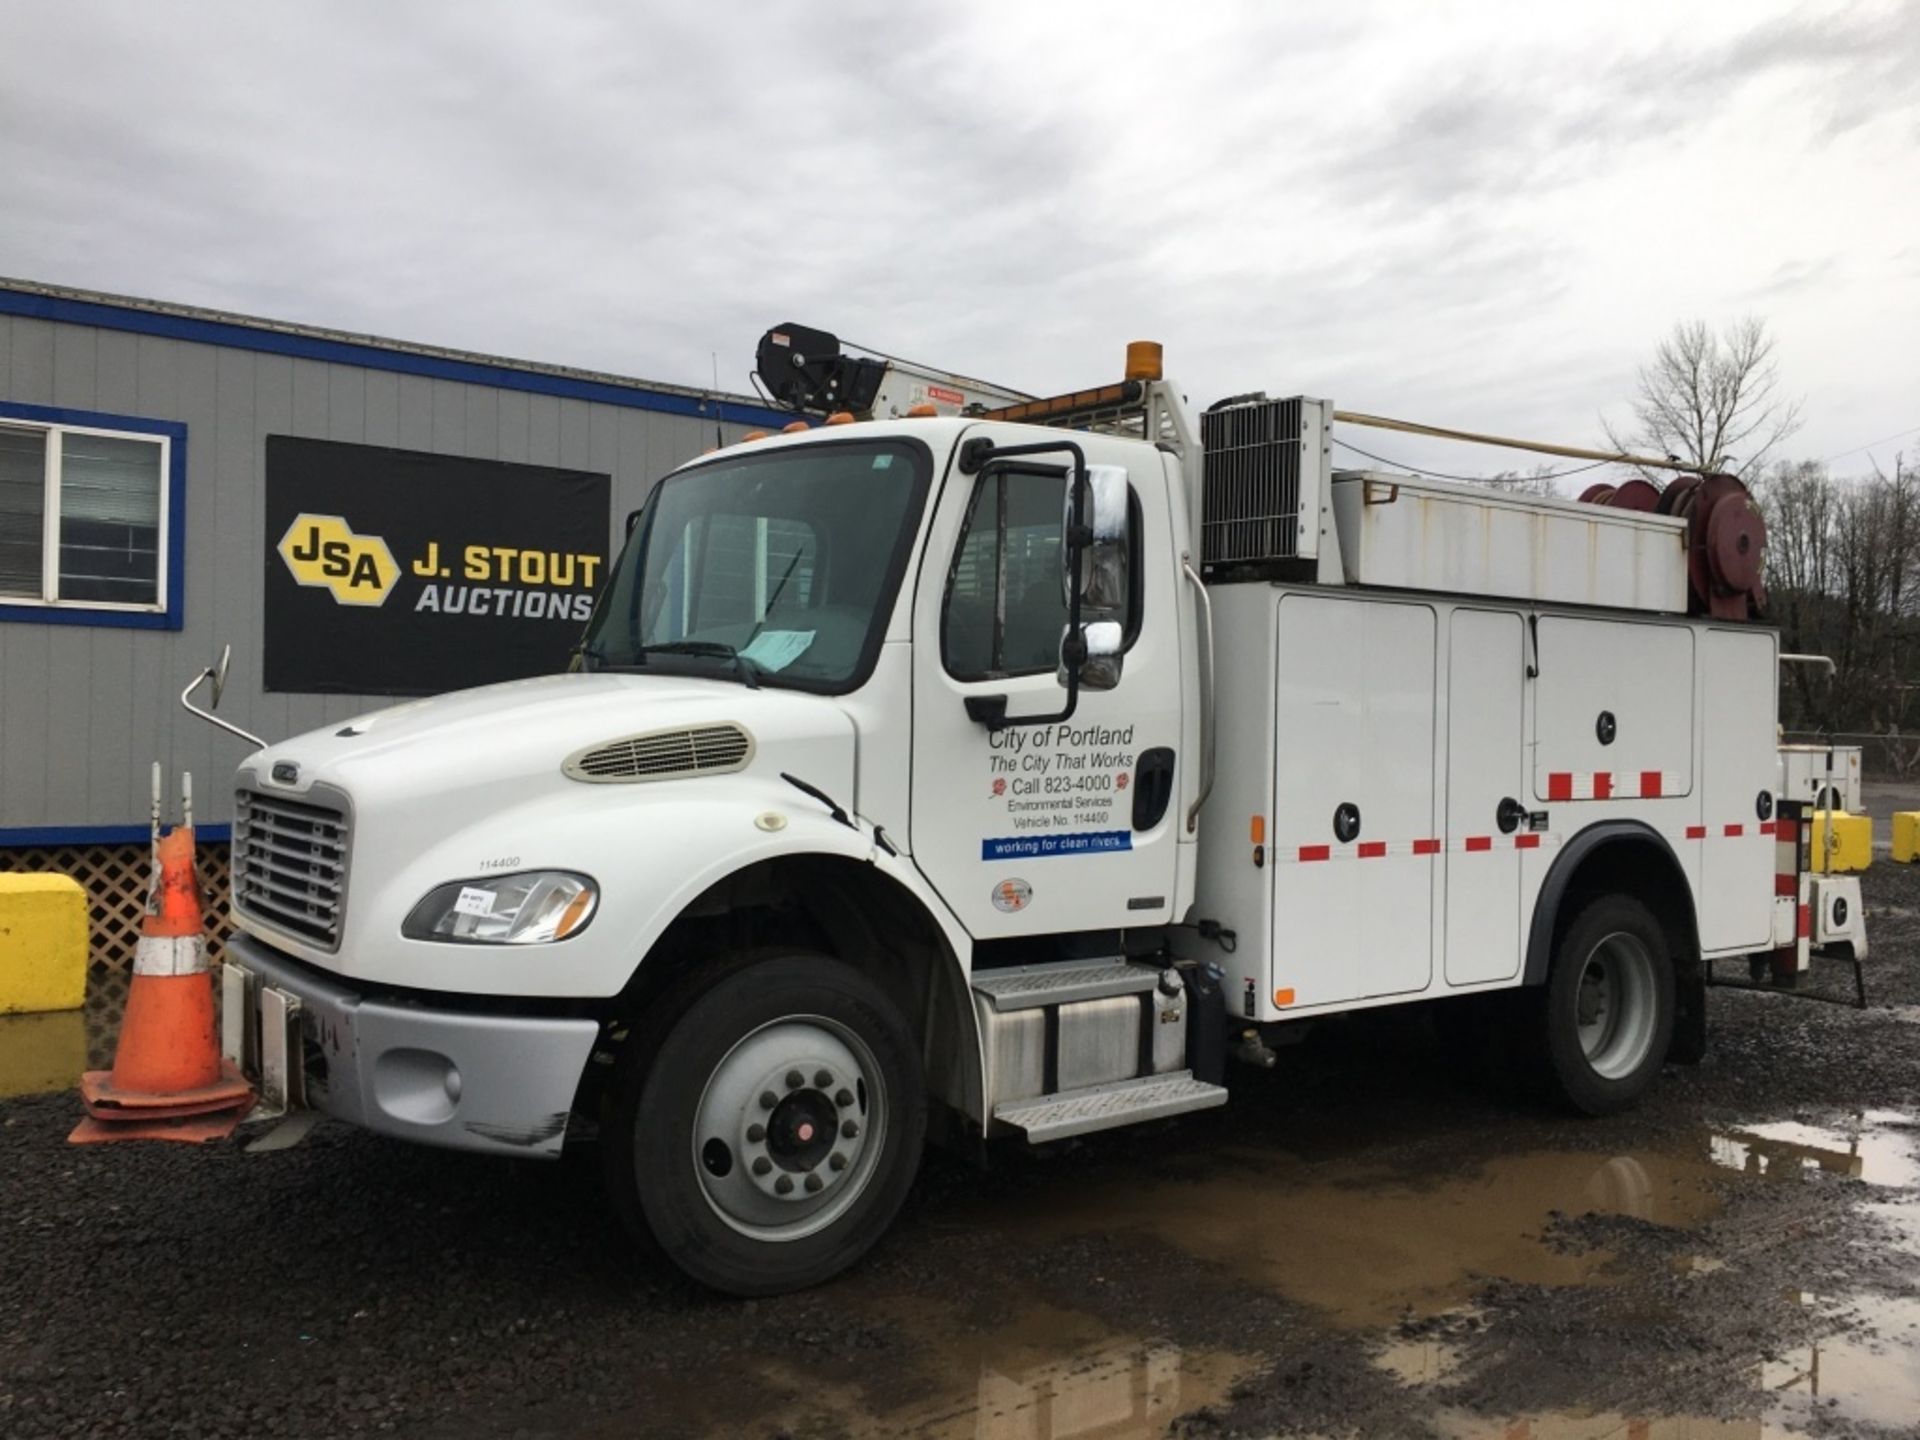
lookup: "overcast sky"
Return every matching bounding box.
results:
[3,0,1916,480]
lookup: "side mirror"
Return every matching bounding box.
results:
[1062,464,1131,610]
[1057,463,1129,690]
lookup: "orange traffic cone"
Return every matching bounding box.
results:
[70,810,254,1145]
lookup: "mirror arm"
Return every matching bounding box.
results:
[180,667,267,750]
[958,440,1095,733]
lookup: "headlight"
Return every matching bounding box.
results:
[403,871,598,945]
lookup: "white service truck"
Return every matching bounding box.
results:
[218,339,1854,1294]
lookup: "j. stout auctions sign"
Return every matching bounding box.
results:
[264,436,610,694]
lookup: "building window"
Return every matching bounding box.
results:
[0,416,171,615]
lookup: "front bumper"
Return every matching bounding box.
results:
[222,935,599,1159]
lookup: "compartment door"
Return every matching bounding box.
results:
[1444,609,1525,985]
[1271,594,1436,1009]
[1699,627,1777,951]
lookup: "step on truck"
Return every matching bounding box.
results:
[213,333,1859,1294]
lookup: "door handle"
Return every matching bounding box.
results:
[1497,796,1527,834]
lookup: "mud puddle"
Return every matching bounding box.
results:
[975,1144,1722,1328]
[569,1297,1256,1440]
[1707,1110,1920,1187]
[0,982,122,1100]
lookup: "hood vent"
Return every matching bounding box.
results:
[563,723,754,784]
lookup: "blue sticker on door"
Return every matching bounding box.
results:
[982,831,1133,861]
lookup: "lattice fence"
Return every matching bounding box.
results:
[0,841,232,1067]
[0,840,234,989]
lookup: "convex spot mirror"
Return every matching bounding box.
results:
[1059,619,1124,693]
[209,643,233,709]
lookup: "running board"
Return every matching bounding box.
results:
[971,960,1159,1011]
[994,1071,1227,1143]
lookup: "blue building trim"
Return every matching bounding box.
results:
[0,822,232,847]
[0,400,188,631]
[0,286,796,430]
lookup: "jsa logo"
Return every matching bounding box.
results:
[277,514,401,607]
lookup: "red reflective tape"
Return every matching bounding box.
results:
[1357,841,1387,859]
[1515,833,1541,849]
[1798,903,1810,938]
[1465,836,1493,852]
[1685,825,1707,840]
[1593,772,1613,800]
[1775,873,1800,896]
[1724,824,1745,838]
[1758,820,1778,836]
[1412,838,1442,855]
[1547,773,1573,802]
[1299,845,1331,863]
[1640,771,1663,798]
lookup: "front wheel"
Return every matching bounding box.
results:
[1536,895,1675,1115]
[603,951,926,1295]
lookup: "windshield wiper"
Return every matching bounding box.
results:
[572,638,609,672]
[638,640,761,689]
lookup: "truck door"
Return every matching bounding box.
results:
[908,427,1185,939]
[1270,593,1437,1007]
[1444,609,1525,985]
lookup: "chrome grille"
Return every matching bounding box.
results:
[563,723,754,783]
[232,788,349,949]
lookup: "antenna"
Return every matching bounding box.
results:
[712,351,724,449]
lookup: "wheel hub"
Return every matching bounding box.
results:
[693,1018,881,1241]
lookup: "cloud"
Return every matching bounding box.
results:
[0,0,1914,478]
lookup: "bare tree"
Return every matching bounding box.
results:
[1604,317,1803,480]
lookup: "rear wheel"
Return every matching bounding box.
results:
[603,951,926,1295]
[1537,895,1674,1114]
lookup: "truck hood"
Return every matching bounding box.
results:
[240,671,856,808]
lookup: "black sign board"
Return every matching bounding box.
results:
[263,436,610,695]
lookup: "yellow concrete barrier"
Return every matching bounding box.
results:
[0,873,88,1014]
[1810,811,1872,874]
[1894,811,1920,864]
[0,1009,86,1098]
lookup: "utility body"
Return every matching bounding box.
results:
[216,337,1861,1294]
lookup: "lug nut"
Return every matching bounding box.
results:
[759,1090,777,1111]
[804,1174,823,1193]
[835,1088,853,1107]
[841,1119,859,1139]
[775,1175,794,1195]
[746,1123,766,1143]
[813,1069,832,1088]
[829,1153,848,1172]
[786,1070,804,1089]
[752,1156,772,1177]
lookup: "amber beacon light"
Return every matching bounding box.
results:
[1124,341,1163,382]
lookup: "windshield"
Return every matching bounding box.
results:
[581,438,930,691]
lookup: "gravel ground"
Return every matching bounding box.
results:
[4,863,1919,1439]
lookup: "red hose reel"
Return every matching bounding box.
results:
[1580,473,1767,620]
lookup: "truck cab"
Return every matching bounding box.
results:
[221,346,1805,1296]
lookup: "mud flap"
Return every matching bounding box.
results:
[1667,968,1707,1065]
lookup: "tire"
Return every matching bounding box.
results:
[602,950,926,1296]
[1535,895,1675,1115]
